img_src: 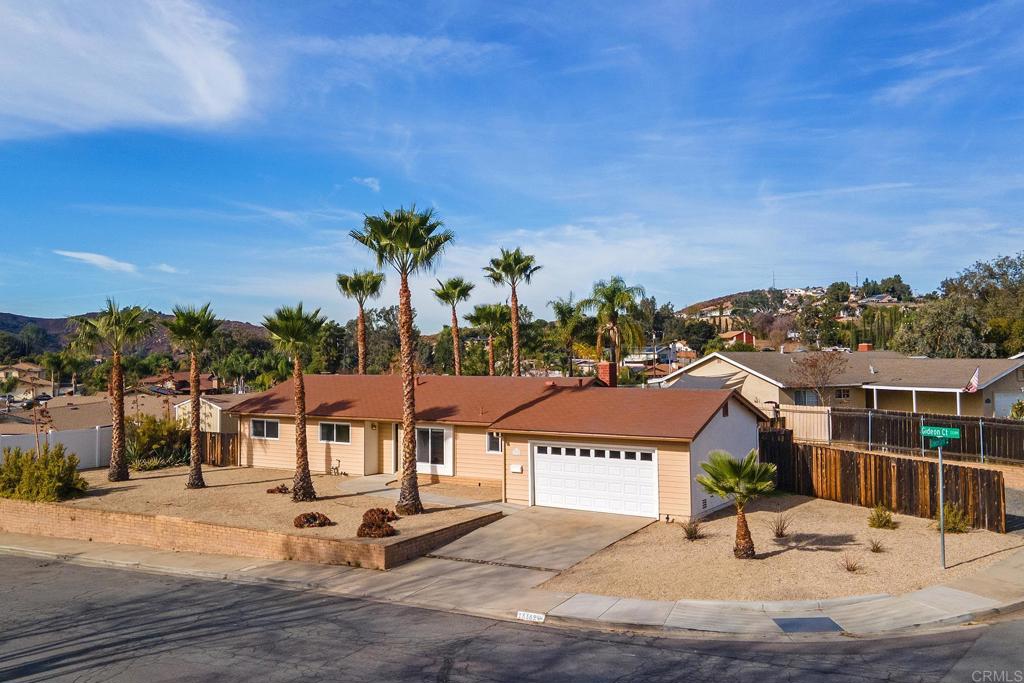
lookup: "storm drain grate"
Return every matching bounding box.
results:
[773,617,843,633]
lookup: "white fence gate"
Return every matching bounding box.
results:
[777,405,832,443]
[0,426,112,470]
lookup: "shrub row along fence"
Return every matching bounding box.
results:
[0,426,112,470]
[777,405,1024,465]
[759,429,1007,532]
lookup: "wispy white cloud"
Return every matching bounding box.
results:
[760,182,916,202]
[54,250,137,273]
[0,0,248,139]
[351,176,381,192]
[73,201,361,228]
[154,263,180,274]
[874,67,981,105]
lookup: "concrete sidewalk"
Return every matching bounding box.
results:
[337,474,523,515]
[3,530,1023,638]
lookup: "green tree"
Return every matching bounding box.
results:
[432,277,475,376]
[351,206,454,515]
[263,303,327,502]
[826,281,851,303]
[548,295,589,377]
[336,270,386,375]
[464,304,511,376]
[164,303,222,489]
[312,320,346,374]
[879,275,913,301]
[696,449,777,559]
[70,300,155,481]
[797,300,841,347]
[579,277,646,366]
[484,248,541,376]
[890,296,993,358]
[38,351,67,396]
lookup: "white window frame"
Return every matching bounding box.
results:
[251,418,280,441]
[794,390,820,406]
[318,421,352,445]
[834,388,851,400]
[486,431,503,454]
[414,423,454,477]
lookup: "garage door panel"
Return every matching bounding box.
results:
[533,442,658,518]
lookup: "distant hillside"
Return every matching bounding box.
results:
[0,310,268,355]
[680,290,761,315]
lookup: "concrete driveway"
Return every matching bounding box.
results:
[429,506,652,571]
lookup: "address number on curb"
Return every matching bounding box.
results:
[517,610,546,623]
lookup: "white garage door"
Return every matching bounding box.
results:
[532,442,658,517]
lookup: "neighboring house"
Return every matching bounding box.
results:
[0,361,46,380]
[650,351,1024,418]
[697,302,734,331]
[140,371,220,395]
[0,393,172,433]
[229,374,765,520]
[859,293,899,305]
[718,330,756,347]
[174,393,259,434]
[5,375,52,400]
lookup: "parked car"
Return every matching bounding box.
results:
[34,393,52,402]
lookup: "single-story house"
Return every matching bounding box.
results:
[140,371,220,395]
[0,393,173,435]
[649,351,1024,418]
[0,361,46,381]
[228,374,765,520]
[719,330,756,347]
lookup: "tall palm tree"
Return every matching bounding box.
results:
[39,351,66,396]
[432,277,475,375]
[696,449,777,559]
[464,304,511,376]
[264,304,325,502]
[351,206,454,515]
[580,276,646,368]
[548,294,587,377]
[483,248,541,376]
[164,303,222,489]
[70,300,155,481]
[336,270,386,374]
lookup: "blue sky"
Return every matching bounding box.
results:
[2,1,1023,331]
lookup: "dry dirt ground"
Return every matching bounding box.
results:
[386,478,503,502]
[68,466,483,540]
[542,494,1024,601]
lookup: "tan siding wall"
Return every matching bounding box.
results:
[680,358,784,409]
[874,390,984,416]
[239,416,368,475]
[500,432,690,516]
[378,421,395,474]
[454,426,503,483]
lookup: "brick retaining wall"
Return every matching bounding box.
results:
[0,498,501,570]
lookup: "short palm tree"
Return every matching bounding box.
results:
[483,248,541,376]
[464,304,511,376]
[263,303,326,502]
[432,277,475,375]
[548,294,587,377]
[336,270,386,374]
[164,303,222,489]
[70,300,155,481]
[580,276,646,368]
[696,449,777,559]
[39,351,67,397]
[351,206,454,515]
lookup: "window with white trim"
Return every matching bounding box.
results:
[251,419,279,440]
[319,422,351,444]
[416,427,446,466]
[794,390,820,406]
[834,388,851,401]
[486,431,503,454]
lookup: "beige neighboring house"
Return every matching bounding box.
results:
[0,393,173,435]
[174,393,259,434]
[2,362,55,400]
[0,361,45,380]
[650,351,1024,418]
[229,374,766,521]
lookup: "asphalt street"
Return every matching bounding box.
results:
[1,555,1021,682]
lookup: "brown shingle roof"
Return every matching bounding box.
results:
[229,375,599,425]
[489,387,746,441]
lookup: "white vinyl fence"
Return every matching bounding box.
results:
[0,426,112,470]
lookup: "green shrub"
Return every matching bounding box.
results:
[125,414,189,470]
[680,518,705,541]
[0,444,88,502]
[867,504,897,529]
[937,502,971,533]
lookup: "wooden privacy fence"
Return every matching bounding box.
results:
[199,433,238,467]
[759,429,1007,532]
[830,408,1024,465]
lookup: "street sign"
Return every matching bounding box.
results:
[920,425,961,439]
[928,437,949,449]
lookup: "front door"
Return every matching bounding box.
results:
[393,424,453,476]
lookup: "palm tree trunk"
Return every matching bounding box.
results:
[396,272,424,515]
[109,350,129,481]
[450,306,462,376]
[291,356,316,501]
[510,285,521,376]
[734,504,755,559]
[185,351,205,489]
[356,304,367,375]
[487,334,495,376]
[566,341,573,377]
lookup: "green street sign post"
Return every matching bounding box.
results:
[921,425,961,569]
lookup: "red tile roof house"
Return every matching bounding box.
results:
[139,371,220,394]
[228,372,766,521]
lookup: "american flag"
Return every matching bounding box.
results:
[964,367,980,393]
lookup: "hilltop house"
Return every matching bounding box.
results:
[649,351,1024,418]
[229,371,765,520]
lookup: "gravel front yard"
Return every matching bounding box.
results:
[386,478,503,502]
[541,495,1024,601]
[68,467,484,540]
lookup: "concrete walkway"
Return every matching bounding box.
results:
[337,474,523,515]
[3,530,1023,638]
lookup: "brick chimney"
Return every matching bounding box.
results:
[857,342,874,352]
[596,361,616,387]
